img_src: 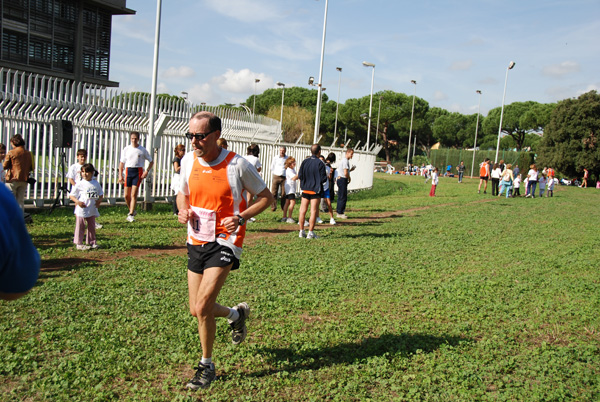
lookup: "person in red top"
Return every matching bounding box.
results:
[477,158,491,194]
[177,112,274,390]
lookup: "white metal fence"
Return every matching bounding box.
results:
[0,69,375,206]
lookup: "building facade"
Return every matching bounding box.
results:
[1,0,134,87]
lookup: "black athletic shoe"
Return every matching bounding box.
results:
[229,302,249,345]
[186,362,216,390]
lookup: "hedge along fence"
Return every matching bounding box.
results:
[428,149,535,177]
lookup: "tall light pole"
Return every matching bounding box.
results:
[375,95,382,145]
[313,0,329,144]
[277,81,285,136]
[363,61,375,151]
[406,80,417,167]
[253,78,260,116]
[334,67,342,139]
[495,61,515,163]
[471,90,482,178]
[146,0,162,204]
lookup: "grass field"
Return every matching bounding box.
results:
[2,174,599,401]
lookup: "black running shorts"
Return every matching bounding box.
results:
[187,242,240,274]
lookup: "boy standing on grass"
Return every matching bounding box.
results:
[69,163,103,250]
[177,112,273,390]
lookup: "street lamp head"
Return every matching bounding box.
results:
[255,78,260,83]
[277,82,285,87]
[336,67,342,72]
[411,80,417,85]
[360,113,368,119]
[181,91,188,99]
[508,61,516,70]
[476,90,482,94]
[362,61,375,67]
[308,76,315,86]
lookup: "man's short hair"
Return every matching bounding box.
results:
[280,146,286,152]
[130,131,140,139]
[191,111,222,132]
[346,148,354,154]
[76,149,88,157]
[311,144,321,156]
[10,134,25,147]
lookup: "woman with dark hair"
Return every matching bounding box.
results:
[171,144,186,215]
[3,134,34,213]
[326,152,337,202]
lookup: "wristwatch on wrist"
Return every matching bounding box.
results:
[236,214,246,226]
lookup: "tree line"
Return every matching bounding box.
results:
[242,88,599,180]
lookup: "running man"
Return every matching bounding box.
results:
[118,131,153,222]
[177,111,273,390]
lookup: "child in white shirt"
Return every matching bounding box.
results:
[69,163,104,250]
[513,175,521,197]
[546,177,556,197]
[429,167,439,197]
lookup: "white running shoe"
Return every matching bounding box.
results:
[316,217,323,224]
[126,214,135,222]
[336,213,348,219]
[330,218,337,225]
[307,231,319,239]
[249,217,256,222]
[285,217,296,224]
[76,244,91,251]
[299,230,306,238]
[90,244,99,249]
[95,223,103,229]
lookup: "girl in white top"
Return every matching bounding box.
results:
[69,163,104,250]
[282,157,298,223]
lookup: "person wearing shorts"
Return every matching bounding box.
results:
[118,132,153,222]
[478,158,490,194]
[177,111,273,390]
[297,144,327,239]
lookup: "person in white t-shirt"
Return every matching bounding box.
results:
[118,132,153,222]
[270,146,288,211]
[282,157,298,223]
[69,163,104,250]
[243,144,262,173]
[67,148,103,229]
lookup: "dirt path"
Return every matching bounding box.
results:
[41,197,498,270]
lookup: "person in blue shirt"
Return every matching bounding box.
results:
[0,184,40,300]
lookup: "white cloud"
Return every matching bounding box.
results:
[157,82,169,94]
[204,0,283,23]
[228,35,316,61]
[162,66,196,79]
[478,77,498,85]
[450,59,473,71]
[433,91,448,101]
[542,61,580,78]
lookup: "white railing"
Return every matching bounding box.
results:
[0,69,374,205]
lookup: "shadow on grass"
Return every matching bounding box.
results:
[247,332,469,378]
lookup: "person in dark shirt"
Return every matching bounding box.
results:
[297,144,327,239]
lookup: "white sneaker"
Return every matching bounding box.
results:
[285,217,296,224]
[95,223,103,229]
[329,218,337,225]
[126,214,135,222]
[299,230,306,238]
[76,244,91,251]
[336,214,348,219]
[316,217,323,224]
[307,231,319,239]
[304,221,309,227]
[249,217,256,222]
[90,244,99,249]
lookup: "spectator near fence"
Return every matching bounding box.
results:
[3,134,34,214]
[118,131,154,222]
[336,148,355,219]
[270,146,288,212]
[298,144,327,239]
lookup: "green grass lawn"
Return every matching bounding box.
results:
[2,174,599,401]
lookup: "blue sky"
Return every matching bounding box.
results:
[110,0,600,116]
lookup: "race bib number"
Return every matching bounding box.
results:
[188,206,217,243]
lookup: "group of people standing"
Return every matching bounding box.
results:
[476,159,558,198]
[269,145,355,239]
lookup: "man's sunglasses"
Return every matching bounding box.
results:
[185,130,215,141]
